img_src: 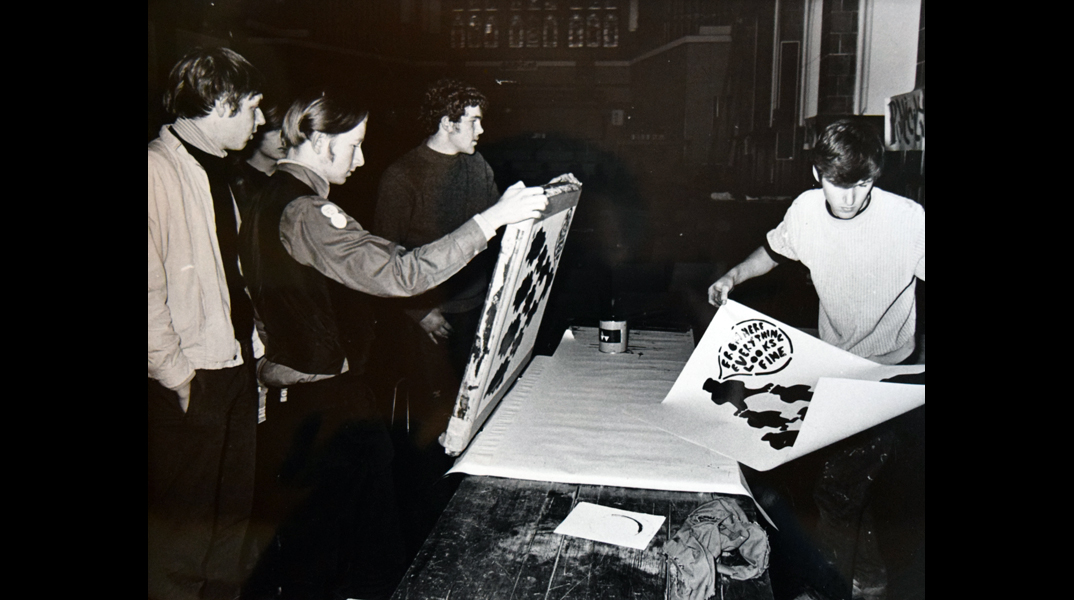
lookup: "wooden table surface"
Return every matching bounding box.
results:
[391,475,774,600]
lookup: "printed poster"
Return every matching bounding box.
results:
[627,300,924,471]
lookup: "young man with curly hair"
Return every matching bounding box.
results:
[372,79,502,444]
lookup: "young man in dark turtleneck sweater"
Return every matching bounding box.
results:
[147,47,265,600]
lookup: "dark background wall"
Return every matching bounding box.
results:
[148,0,924,344]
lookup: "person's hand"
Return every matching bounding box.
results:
[175,381,192,413]
[419,308,452,344]
[480,181,548,229]
[708,273,735,307]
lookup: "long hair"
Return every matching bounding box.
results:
[162,47,263,119]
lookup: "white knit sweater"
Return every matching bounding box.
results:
[766,188,925,364]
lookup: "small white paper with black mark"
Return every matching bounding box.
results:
[554,502,665,550]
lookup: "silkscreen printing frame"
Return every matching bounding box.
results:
[439,174,582,455]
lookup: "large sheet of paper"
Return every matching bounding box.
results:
[449,328,751,497]
[440,174,582,456]
[627,301,925,471]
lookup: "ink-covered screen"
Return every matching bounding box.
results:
[439,173,582,455]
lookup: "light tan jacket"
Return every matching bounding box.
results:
[148,124,244,390]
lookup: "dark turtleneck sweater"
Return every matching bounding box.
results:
[174,128,254,342]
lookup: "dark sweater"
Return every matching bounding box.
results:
[373,144,500,313]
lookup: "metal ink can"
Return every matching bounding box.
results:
[598,319,628,353]
[598,297,627,353]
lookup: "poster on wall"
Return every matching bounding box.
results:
[885,88,925,151]
[626,300,925,471]
[439,173,582,456]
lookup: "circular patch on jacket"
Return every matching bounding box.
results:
[330,214,347,229]
[320,203,340,218]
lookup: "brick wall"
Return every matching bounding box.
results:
[818,0,858,115]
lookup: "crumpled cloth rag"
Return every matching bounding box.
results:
[664,497,770,600]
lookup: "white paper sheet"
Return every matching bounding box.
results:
[449,327,751,497]
[553,502,666,550]
[626,301,925,471]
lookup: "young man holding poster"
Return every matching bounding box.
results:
[708,119,924,600]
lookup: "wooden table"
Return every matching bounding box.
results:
[391,475,774,600]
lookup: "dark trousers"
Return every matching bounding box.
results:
[441,308,482,379]
[751,349,924,600]
[242,372,406,600]
[148,362,258,600]
[376,306,481,448]
[748,425,897,600]
[409,307,482,394]
[812,425,898,598]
